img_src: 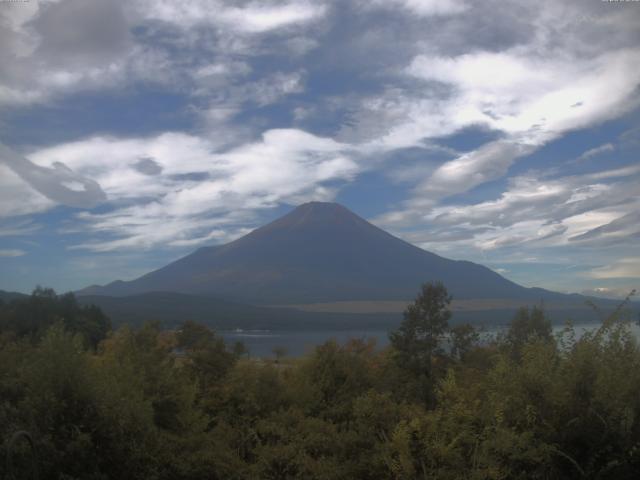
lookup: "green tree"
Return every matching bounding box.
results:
[273,346,287,364]
[390,281,451,381]
[233,340,248,358]
[292,339,376,422]
[505,305,552,358]
[0,287,110,348]
[176,320,215,350]
[449,323,479,361]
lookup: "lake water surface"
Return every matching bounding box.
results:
[221,322,640,358]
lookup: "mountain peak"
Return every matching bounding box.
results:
[254,201,366,234]
[78,200,539,303]
[295,201,345,210]
[290,201,352,218]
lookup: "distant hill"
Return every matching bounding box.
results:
[77,292,620,331]
[78,202,581,305]
[77,292,401,331]
[0,290,28,303]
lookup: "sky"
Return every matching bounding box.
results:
[0,0,639,298]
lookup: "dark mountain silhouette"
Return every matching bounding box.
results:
[77,202,582,305]
[0,290,28,303]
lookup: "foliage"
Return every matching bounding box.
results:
[0,287,110,348]
[1,286,640,479]
[449,323,479,361]
[389,281,452,405]
[504,305,553,358]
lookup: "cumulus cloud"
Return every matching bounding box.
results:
[0,0,324,107]
[0,0,132,106]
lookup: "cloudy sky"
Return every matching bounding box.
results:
[0,0,639,298]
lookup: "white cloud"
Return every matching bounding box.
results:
[577,143,615,161]
[372,41,640,232]
[417,140,533,203]
[375,160,640,260]
[471,221,568,251]
[590,258,640,280]
[363,0,467,16]
[24,128,358,251]
[0,219,41,237]
[201,71,305,107]
[0,0,323,108]
[0,142,106,208]
[0,164,52,218]
[221,2,326,33]
[0,249,26,257]
[581,287,637,299]
[568,211,640,247]
[0,0,639,293]
[132,0,326,33]
[403,48,639,144]
[0,0,132,106]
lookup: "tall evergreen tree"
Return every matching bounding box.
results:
[389,282,451,404]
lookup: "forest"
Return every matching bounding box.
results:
[1,284,639,479]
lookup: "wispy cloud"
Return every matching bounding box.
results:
[590,258,640,280]
[0,143,106,209]
[0,249,26,257]
[26,129,357,251]
[373,162,640,262]
[363,0,468,17]
[570,211,640,247]
[577,143,615,161]
[0,219,41,237]
[132,0,327,33]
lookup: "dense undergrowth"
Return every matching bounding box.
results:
[1,286,639,479]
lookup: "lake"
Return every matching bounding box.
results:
[221,322,640,358]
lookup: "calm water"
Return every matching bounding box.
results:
[221,322,640,358]
[221,329,389,358]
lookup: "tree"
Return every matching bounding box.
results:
[233,340,249,358]
[0,288,111,348]
[389,282,452,404]
[176,320,215,350]
[176,321,237,396]
[505,305,552,358]
[272,346,287,364]
[449,323,479,361]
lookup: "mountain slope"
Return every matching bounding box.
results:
[78,202,578,304]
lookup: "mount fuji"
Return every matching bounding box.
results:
[78,202,578,306]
